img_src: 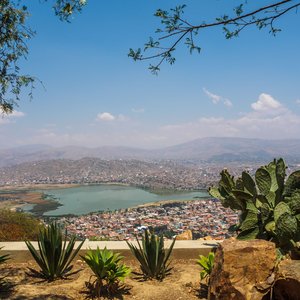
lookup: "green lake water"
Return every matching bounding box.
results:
[23,185,210,216]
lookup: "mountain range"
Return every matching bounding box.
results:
[1,137,300,167]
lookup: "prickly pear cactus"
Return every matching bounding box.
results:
[209,158,300,255]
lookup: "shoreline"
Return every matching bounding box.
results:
[0,183,209,217]
[0,183,81,191]
[133,198,197,209]
[0,182,206,193]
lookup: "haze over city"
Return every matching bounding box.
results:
[0,1,300,149]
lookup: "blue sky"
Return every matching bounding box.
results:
[1,0,300,149]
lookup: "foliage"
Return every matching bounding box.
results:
[0,248,10,265]
[197,252,215,282]
[0,209,42,241]
[129,1,300,73]
[209,158,300,255]
[25,222,84,281]
[88,236,110,242]
[81,247,130,297]
[0,0,86,112]
[127,230,176,280]
[0,247,10,290]
[0,0,35,113]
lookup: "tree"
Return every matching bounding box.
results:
[0,0,86,113]
[128,0,300,74]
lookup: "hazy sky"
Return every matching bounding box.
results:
[1,1,300,149]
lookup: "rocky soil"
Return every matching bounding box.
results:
[0,257,207,300]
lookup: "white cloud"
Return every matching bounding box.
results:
[251,93,282,112]
[117,114,129,122]
[296,99,300,105]
[132,108,145,113]
[160,93,300,144]
[0,110,25,124]
[5,93,300,149]
[203,88,221,104]
[203,88,232,107]
[96,112,129,122]
[96,112,116,121]
[224,99,233,107]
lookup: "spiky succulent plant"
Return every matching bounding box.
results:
[209,158,300,255]
[127,230,176,280]
[25,222,84,281]
[81,247,130,297]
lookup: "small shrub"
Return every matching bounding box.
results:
[0,209,42,241]
[127,230,176,280]
[25,222,84,281]
[81,247,130,297]
[197,252,214,282]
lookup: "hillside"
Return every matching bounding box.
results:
[1,137,300,167]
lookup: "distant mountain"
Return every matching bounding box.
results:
[0,145,151,167]
[1,137,300,167]
[152,137,300,162]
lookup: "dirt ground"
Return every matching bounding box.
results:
[0,257,207,300]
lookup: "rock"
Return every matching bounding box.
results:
[273,259,300,300]
[176,230,192,240]
[209,239,276,300]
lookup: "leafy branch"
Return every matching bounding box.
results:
[0,0,86,113]
[128,0,300,74]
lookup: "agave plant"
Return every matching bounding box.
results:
[81,247,130,297]
[127,230,176,280]
[209,158,300,255]
[25,222,84,281]
[0,248,9,265]
[197,252,215,282]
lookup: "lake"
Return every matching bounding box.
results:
[23,184,210,216]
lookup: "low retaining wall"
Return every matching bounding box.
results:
[0,240,220,262]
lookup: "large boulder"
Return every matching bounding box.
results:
[273,259,300,300]
[209,238,276,300]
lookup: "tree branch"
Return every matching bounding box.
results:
[129,0,300,72]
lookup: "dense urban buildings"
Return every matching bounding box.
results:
[0,158,270,190]
[60,199,238,241]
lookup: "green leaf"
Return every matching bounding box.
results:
[237,227,259,240]
[266,191,276,208]
[255,168,272,195]
[275,158,286,191]
[274,202,291,224]
[242,172,256,195]
[208,187,223,200]
[265,221,275,233]
[197,252,214,280]
[266,160,279,193]
[285,191,300,214]
[285,170,300,196]
[239,211,258,231]
[231,190,253,202]
[276,213,298,241]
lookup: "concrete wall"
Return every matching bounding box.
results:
[0,240,220,262]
